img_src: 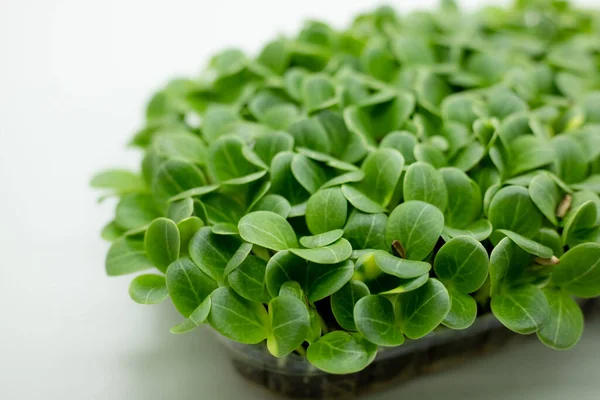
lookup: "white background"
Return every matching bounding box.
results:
[0,0,599,399]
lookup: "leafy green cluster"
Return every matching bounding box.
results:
[93,0,600,374]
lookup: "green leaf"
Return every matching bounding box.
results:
[450,141,486,172]
[488,186,543,242]
[168,198,194,223]
[489,237,534,296]
[291,154,328,194]
[415,71,451,115]
[354,295,404,347]
[267,295,310,357]
[331,280,370,331]
[265,251,308,297]
[288,118,331,154]
[386,201,445,261]
[507,135,555,177]
[496,229,553,259]
[378,274,429,295]
[442,290,477,330]
[208,287,270,344]
[300,229,344,248]
[211,222,239,235]
[252,194,291,218]
[91,169,145,194]
[302,74,337,113]
[223,242,253,277]
[101,221,124,242]
[290,239,353,264]
[551,243,600,298]
[145,218,180,273]
[441,94,480,127]
[443,219,493,241]
[341,184,387,214]
[356,148,405,207]
[128,274,169,304]
[380,131,418,163]
[306,188,348,234]
[562,201,598,247]
[152,160,207,204]
[487,88,528,120]
[238,211,299,251]
[105,237,154,276]
[208,136,260,183]
[189,227,241,284]
[551,136,589,184]
[279,281,305,301]
[307,331,372,374]
[253,131,295,166]
[344,91,415,142]
[441,167,482,229]
[413,143,447,168]
[434,236,489,294]
[491,285,549,334]
[396,279,451,339]
[320,170,365,189]
[115,194,160,231]
[170,296,212,334]
[373,251,431,279]
[166,257,218,317]
[168,184,220,202]
[403,162,448,212]
[537,288,584,350]
[177,217,204,254]
[528,172,560,225]
[201,193,245,225]
[307,260,354,302]
[392,35,435,65]
[153,132,208,165]
[572,175,600,194]
[228,255,270,303]
[343,211,388,251]
[270,152,310,205]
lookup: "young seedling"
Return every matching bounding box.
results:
[93,0,600,376]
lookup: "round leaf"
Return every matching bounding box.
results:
[537,288,584,350]
[551,243,600,298]
[106,233,154,276]
[434,236,489,294]
[373,251,431,279]
[291,154,328,194]
[442,291,477,330]
[238,211,299,251]
[403,162,448,211]
[491,284,549,334]
[267,295,310,357]
[331,280,370,331]
[306,188,348,234]
[189,227,242,284]
[208,287,270,344]
[291,238,353,264]
[386,201,445,261]
[252,194,291,218]
[129,274,169,305]
[300,229,344,248]
[341,184,387,214]
[488,186,543,241]
[343,211,388,251]
[166,257,218,317]
[357,148,405,207]
[228,255,270,303]
[354,295,404,347]
[396,278,451,339]
[145,218,180,273]
[528,172,560,225]
[307,331,372,375]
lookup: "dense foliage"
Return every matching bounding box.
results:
[93,0,600,374]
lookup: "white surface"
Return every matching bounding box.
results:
[0,0,599,399]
